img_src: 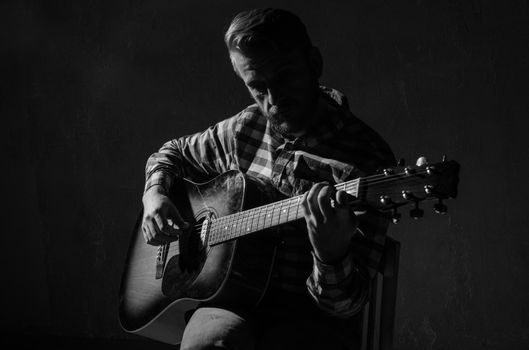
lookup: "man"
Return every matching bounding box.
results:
[141,8,395,350]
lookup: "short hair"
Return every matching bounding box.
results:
[224,8,313,57]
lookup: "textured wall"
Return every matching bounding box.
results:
[3,1,529,348]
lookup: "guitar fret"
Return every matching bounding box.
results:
[281,199,288,224]
[219,216,227,242]
[251,208,257,232]
[290,196,300,221]
[268,202,274,228]
[236,210,243,238]
[276,200,283,226]
[231,214,237,240]
[245,208,252,234]
[255,208,260,231]
[207,224,213,244]
[256,206,262,231]
[285,197,292,223]
[224,216,230,241]
[276,200,281,225]
[240,211,246,236]
[248,208,255,232]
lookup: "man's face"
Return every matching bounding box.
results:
[231,49,320,136]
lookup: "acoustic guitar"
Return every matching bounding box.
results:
[118,158,460,345]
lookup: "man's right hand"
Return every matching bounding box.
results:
[141,185,189,246]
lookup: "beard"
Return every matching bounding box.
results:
[267,110,305,136]
[264,90,320,137]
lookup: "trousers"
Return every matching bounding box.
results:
[179,288,362,350]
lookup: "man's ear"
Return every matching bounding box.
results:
[308,46,323,79]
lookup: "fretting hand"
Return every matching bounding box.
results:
[301,182,358,264]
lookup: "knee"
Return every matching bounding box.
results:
[180,332,248,350]
[180,339,229,350]
[179,307,255,350]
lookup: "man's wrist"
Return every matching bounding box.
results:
[313,237,354,265]
[314,247,350,265]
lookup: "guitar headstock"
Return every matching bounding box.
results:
[363,158,460,223]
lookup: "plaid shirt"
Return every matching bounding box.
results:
[145,86,395,318]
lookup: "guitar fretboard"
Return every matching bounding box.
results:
[207,179,360,245]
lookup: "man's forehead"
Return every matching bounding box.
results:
[231,50,300,74]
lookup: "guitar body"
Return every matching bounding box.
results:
[119,171,278,345]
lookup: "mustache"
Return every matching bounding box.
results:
[269,102,294,116]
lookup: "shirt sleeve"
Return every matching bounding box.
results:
[304,120,395,318]
[306,246,370,318]
[144,114,239,193]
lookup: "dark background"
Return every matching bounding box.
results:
[3,0,529,349]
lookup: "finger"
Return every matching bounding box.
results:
[153,213,167,235]
[307,182,328,223]
[317,185,335,222]
[301,191,310,217]
[335,190,355,208]
[152,218,178,244]
[301,191,318,232]
[143,220,165,246]
[142,223,150,242]
[167,207,190,230]
[153,213,180,239]
[334,190,361,226]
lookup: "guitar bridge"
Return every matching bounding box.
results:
[155,244,169,279]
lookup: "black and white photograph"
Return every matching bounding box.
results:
[3,1,529,349]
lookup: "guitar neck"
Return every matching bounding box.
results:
[203,159,459,246]
[207,179,360,245]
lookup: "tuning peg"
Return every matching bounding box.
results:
[380,195,393,206]
[416,156,428,167]
[391,208,401,224]
[410,202,424,220]
[402,190,417,201]
[434,199,447,214]
[398,158,405,166]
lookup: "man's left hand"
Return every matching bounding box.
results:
[301,182,358,264]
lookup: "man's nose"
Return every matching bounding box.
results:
[267,86,285,106]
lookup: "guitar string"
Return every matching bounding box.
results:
[168,202,441,255]
[160,168,446,254]
[204,169,442,244]
[182,167,436,232]
[161,193,442,256]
